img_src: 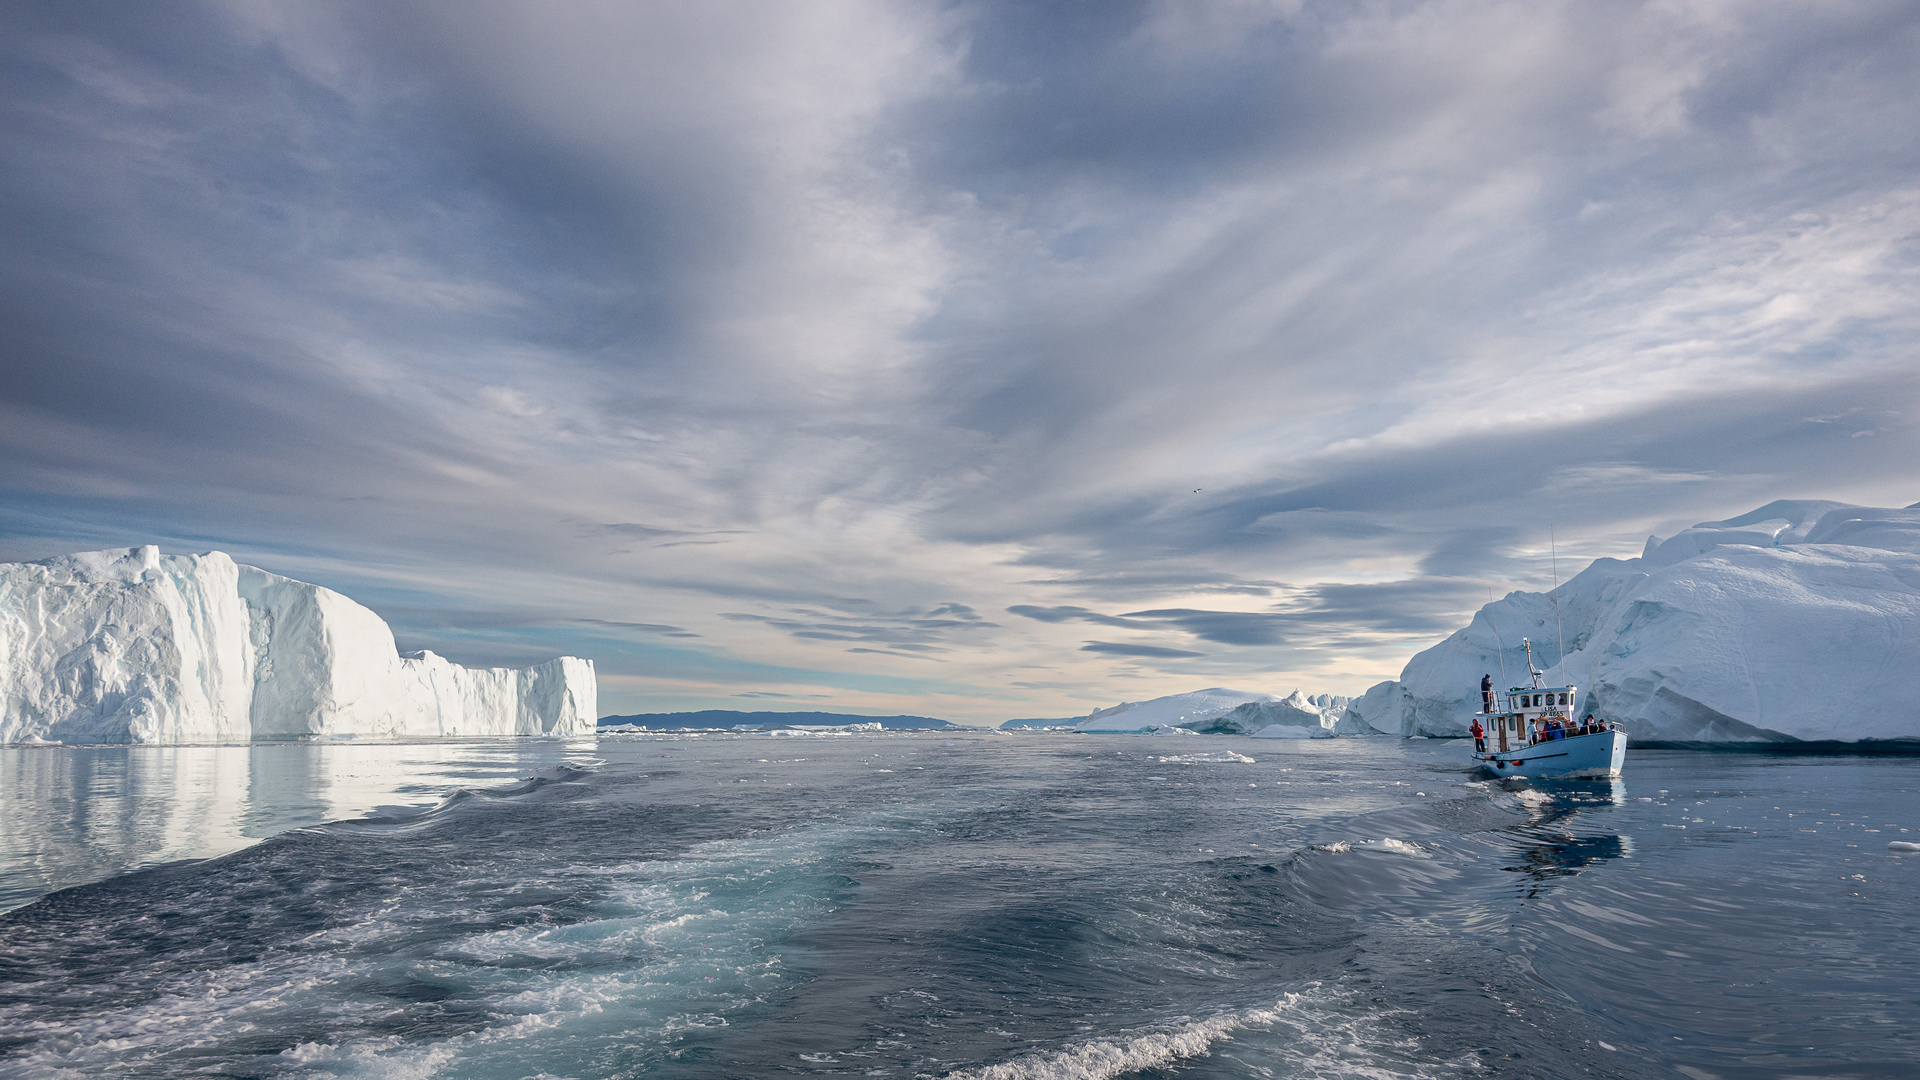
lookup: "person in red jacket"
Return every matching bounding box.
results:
[1470,717,1486,752]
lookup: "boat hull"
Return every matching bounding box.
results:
[1474,730,1625,780]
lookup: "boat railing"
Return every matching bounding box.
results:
[1524,717,1613,745]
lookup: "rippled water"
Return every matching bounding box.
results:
[1,733,1915,1078]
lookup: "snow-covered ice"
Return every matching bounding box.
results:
[1076,687,1362,737]
[1345,500,1920,743]
[1074,687,1283,733]
[0,547,596,744]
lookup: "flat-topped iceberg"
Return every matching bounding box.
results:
[0,546,596,744]
[1346,500,1920,743]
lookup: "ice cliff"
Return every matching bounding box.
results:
[1345,500,1920,743]
[0,546,597,744]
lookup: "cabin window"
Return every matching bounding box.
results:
[1558,693,1567,705]
[1532,694,1541,707]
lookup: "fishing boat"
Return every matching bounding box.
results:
[1470,639,1625,780]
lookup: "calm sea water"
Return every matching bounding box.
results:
[1,732,1915,1079]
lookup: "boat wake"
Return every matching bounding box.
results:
[944,984,1458,1080]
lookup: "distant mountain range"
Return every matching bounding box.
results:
[598,710,970,730]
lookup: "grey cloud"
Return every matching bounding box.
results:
[1013,575,1486,656]
[718,602,999,652]
[592,524,690,540]
[1006,604,1150,629]
[847,647,943,661]
[1079,641,1205,659]
[1116,609,1288,647]
[573,618,700,638]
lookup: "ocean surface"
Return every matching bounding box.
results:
[1,732,1915,1079]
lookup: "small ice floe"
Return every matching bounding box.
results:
[1888,841,1920,853]
[1156,751,1256,764]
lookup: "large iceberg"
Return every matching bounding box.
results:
[1074,687,1360,736]
[1074,687,1282,733]
[0,547,596,744]
[1187,690,1365,738]
[1345,500,1920,744]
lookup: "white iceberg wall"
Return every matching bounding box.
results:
[1390,501,1920,742]
[238,563,412,739]
[0,547,596,744]
[1229,695,1334,738]
[0,547,256,744]
[396,652,596,737]
[1341,680,1409,735]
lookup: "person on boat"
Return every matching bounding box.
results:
[1480,674,1493,712]
[1470,718,1486,753]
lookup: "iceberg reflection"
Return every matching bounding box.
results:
[0,739,600,912]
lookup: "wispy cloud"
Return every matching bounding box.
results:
[1,0,1916,721]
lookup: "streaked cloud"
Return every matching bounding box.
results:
[1,0,1916,721]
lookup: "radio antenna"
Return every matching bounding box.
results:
[1551,526,1566,679]
[1488,586,1510,690]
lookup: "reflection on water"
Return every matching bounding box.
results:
[1504,831,1633,883]
[0,740,601,912]
[1499,778,1635,889]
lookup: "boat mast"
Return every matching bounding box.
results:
[1521,638,1543,689]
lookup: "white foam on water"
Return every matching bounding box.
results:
[0,811,905,1080]
[942,985,1452,1080]
[1310,838,1428,858]
[1156,752,1256,764]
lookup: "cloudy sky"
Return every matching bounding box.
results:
[2,1,1916,722]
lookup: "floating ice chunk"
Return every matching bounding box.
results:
[1889,841,1920,853]
[1155,752,1255,764]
